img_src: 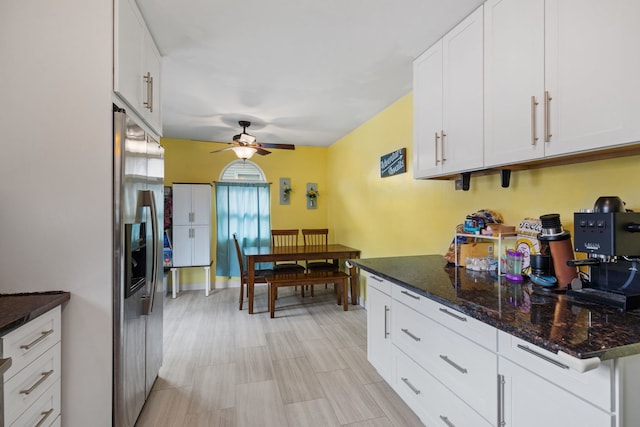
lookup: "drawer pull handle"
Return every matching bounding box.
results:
[20,369,54,395]
[439,355,468,374]
[401,328,421,342]
[20,329,54,350]
[371,275,384,282]
[35,408,54,427]
[438,307,467,322]
[517,344,569,370]
[400,290,420,300]
[401,377,421,395]
[439,415,456,427]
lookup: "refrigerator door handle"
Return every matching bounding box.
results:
[141,190,159,315]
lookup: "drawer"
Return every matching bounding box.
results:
[364,271,392,295]
[393,302,497,423]
[422,297,497,351]
[2,306,61,380]
[10,379,60,427]
[394,347,493,427]
[392,300,432,368]
[5,342,61,425]
[392,285,425,314]
[498,331,613,411]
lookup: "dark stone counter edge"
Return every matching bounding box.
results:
[0,291,71,337]
[351,261,640,361]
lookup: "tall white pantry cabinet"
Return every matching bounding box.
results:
[171,184,212,267]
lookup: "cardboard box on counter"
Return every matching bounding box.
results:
[459,242,494,266]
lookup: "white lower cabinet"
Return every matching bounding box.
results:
[393,298,497,424]
[395,348,492,427]
[499,356,612,427]
[365,274,640,427]
[366,273,393,384]
[2,306,62,426]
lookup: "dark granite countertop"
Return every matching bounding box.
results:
[352,255,640,361]
[0,291,70,337]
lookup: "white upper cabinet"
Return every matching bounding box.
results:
[544,0,640,157]
[413,6,484,179]
[484,0,545,166]
[115,0,162,136]
[485,0,640,167]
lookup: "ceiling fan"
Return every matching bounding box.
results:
[210,120,295,160]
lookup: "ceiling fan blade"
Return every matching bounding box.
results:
[255,147,272,155]
[256,142,296,150]
[210,146,235,154]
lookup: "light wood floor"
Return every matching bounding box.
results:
[135,286,425,427]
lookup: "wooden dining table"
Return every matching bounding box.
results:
[243,244,361,314]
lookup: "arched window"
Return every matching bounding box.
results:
[215,160,271,277]
[219,160,266,182]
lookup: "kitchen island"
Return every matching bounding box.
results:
[352,255,640,427]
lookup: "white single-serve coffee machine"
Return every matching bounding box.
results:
[568,197,640,310]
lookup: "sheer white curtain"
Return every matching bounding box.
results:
[214,182,271,276]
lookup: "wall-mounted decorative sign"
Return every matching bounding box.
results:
[279,177,291,205]
[380,148,406,178]
[306,183,318,209]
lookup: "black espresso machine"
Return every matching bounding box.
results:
[568,197,640,310]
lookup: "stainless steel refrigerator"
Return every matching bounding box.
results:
[113,105,164,427]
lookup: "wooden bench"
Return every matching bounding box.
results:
[267,271,350,318]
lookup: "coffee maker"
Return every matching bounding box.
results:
[568,197,640,310]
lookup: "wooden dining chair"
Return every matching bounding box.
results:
[302,228,339,296]
[233,233,273,310]
[301,228,338,272]
[270,229,305,272]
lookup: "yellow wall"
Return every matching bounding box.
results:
[164,93,640,287]
[162,138,329,285]
[328,92,640,260]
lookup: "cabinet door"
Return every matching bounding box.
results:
[171,226,191,267]
[545,0,640,156]
[191,185,211,225]
[484,0,545,166]
[141,29,162,135]
[366,286,393,384]
[413,40,443,179]
[172,184,192,226]
[114,0,143,110]
[191,225,211,266]
[441,6,484,174]
[499,357,613,427]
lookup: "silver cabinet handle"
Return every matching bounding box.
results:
[439,415,456,427]
[517,344,569,369]
[439,355,467,374]
[530,95,539,145]
[20,369,54,395]
[435,131,441,165]
[401,377,421,395]
[438,307,467,322]
[384,306,390,338]
[544,90,552,142]
[400,290,419,300]
[401,328,421,342]
[143,72,153,112]
[35,408,54,427]
[440,130,447,162]
[498,374,506,427]
[20,329,54,350]
[370,275,384,283]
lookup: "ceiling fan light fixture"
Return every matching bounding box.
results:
[231,145,257,160]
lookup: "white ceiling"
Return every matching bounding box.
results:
[137,0,484,147]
